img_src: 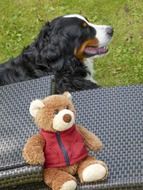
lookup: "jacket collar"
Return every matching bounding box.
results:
[41,124,76,135]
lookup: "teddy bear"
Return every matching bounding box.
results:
[23,92,108,190]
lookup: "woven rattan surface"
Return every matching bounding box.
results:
[0,76,53,188]
[72,86,143,189]
[0,76,143,189]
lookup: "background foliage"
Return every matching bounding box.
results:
[0,0,143,86]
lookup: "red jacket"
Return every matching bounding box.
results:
[40,125,88,168]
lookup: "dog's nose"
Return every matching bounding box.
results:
[63,114,72,123]
[106,27,114,37]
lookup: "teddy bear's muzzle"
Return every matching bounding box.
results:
[63,114,72,123]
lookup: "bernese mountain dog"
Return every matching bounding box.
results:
[0,14,113,93]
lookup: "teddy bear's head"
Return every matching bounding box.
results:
[29,92,75,132]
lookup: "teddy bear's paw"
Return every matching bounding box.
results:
[23,151,45,165]
[82,161,108,182]
[60,180,77,190]
[27,156,45,165]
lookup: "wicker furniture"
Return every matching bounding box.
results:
[0,76,142,189]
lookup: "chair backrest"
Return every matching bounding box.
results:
[0,76,53,188]
[0,78,143,189]
[72,86,143,189]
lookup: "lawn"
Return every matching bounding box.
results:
[0,0,143,87]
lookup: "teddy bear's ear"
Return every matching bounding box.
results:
[63,91,72,100]
[29,99,45,117]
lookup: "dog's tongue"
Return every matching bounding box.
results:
[84,47,108,56]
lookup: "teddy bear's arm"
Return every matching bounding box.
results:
[23,134,45,165]
[76,125,103,151]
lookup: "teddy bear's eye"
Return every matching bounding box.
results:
[65,106,69,109]
[54,109,59,115]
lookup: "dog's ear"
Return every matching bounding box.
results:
[39,19,73,61]
[40,33,70,60]
[35,17,77,70]
[39,33,70,71]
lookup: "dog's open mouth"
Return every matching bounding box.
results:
[75,39,109,59]
[84,46,108,57]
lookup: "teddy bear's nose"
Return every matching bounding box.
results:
[63,114,72,123]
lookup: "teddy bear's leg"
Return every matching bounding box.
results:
[44,168,77,190]
[77,156,108,183]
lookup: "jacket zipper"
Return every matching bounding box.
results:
[55,132,70,166]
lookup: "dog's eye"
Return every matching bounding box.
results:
[54,109,59,115]
[81,22,88,28]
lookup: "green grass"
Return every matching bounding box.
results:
[0,0,143,86]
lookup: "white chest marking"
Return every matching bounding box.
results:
[84,58,97,83]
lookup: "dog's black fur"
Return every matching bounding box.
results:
[0,16,104,93]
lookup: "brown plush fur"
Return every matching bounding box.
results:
[35,94,75,132]
[76,125,103,151]
[23,93,108,190]
[78,156,98,182]
[77,156,108,182]
[23,134,45,165]
[44,168,76,189]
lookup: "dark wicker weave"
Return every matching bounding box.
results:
[0,76,143,189]
[71,86,143,190]
[0,76,53,188]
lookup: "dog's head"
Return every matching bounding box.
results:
[39,14,113,61]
